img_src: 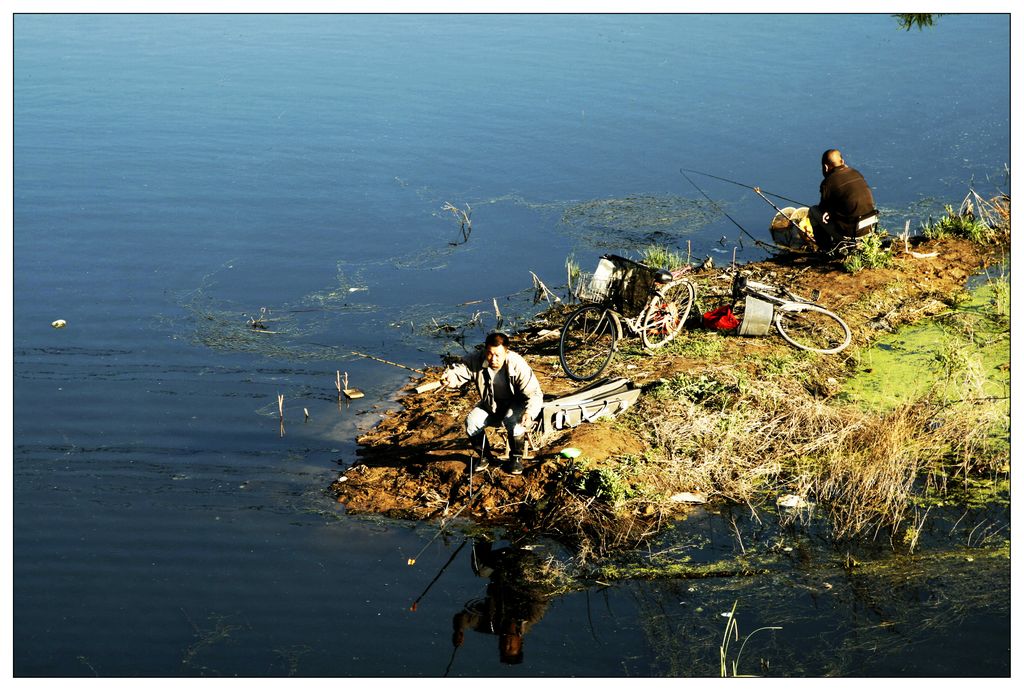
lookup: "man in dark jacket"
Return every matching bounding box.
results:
[808,149,877,253]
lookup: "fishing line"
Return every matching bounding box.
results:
[680,166,809,207]
[680,170,813,256]
[680,170,776,252]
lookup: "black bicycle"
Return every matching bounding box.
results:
[559,255,696,381]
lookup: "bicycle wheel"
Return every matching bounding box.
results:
[559,304,617,381]
[640,280,695,349]
[774,304,851,354]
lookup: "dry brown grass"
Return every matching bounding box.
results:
[597,363,1009,544]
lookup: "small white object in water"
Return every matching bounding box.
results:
[777,494,813,509]
[669,491,706,504]
[51,319,67,329]
[337,475,348,483]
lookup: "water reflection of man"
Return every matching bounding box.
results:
[808,149,877,254]
[451,539,550,666]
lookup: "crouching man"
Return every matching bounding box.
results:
[440,331,543,475]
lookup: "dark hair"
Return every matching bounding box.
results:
[499,633,524,665]
[485,331,510,349]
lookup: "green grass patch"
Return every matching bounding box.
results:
[922,205,1001,244]
[663,330,726,359]
[842,229,894,273]
[637,243,691,270]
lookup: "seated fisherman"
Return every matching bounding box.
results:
[808,149,878,254]
[440,331,543,475]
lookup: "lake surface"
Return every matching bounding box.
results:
[11,13,1011,677]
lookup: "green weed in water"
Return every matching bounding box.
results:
[720,601,782,678]
[564,252,582,300]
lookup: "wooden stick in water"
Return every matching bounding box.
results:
[349,350,425,374]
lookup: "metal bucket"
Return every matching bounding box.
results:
[738,295,774,336]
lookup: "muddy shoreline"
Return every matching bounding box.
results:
[330,232,1008,566]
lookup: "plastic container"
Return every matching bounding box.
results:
[737,295,774,336]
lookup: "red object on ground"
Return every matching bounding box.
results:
[702,305,739,331]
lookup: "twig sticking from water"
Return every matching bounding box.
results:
[442,202,473,245]
[730,515,746,555]
[530,271,561,305]
[493,298,503,330]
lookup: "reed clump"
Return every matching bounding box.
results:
[923,194,1010,246]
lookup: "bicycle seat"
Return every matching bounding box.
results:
[732,274,748,301]
[654,269,673,284]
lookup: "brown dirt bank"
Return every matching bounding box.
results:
[331,236,1005,540]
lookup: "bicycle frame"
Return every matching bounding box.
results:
[595,278,690,342]
[559,266,696,381]
[733,275,810,311]
[730,273,851,354]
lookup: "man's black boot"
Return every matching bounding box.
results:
[468,433,489,473]
[508,435,526,475]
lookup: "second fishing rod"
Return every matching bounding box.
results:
[679,168,815,253]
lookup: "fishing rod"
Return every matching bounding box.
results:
[680,169,781,253]
[407,435,488,566]
[409,537,469,611]
[443,641,460,677]
[349,350,425,374]
[680,166,809,207]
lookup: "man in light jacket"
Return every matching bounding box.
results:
[441,331,543,475]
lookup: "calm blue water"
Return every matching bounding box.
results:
[12,14,1010,677]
